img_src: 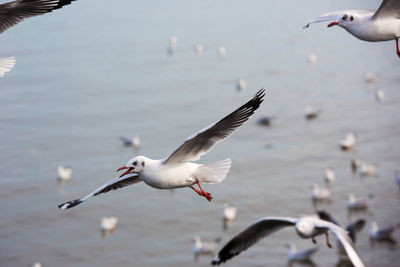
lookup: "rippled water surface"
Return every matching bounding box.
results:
[1,0,400,266]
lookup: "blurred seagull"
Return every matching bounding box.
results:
[351,156,361,173]
[236,78,246,91]
[211,216,365,267]
[375,88,384,102]
[0,0,76,35]
[311,184,331,201]
[0,56,15,77]
[304,106,321,120]
[324,167,335,184]
[217,46,226,57]
[347,193,368,210]
[100,216,118,231]
[359,162,377,176]
[308,53,318,64]
[192,236,221,260]
[257,116,274,127]
[119,136,141,149]
[304,0,400,58]
[222,203,237,230]
[57,165,72,181]
[370,221,400,240]
[340,132,356,150]
[194,44,204,54]
[285,242,319,262]
[364,72,379,84]
[58,90,265,209]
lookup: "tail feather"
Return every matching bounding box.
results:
[198,158,232,184]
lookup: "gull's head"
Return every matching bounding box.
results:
[296,218,314,238]
[328,13,358,29]
[117,156,146,177]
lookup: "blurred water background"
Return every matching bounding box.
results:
[1,0,400,266]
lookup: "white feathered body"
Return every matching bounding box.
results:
[141,158,231,189]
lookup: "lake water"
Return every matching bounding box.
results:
[1,0,399,266]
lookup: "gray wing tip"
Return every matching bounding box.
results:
[58,199,82,210]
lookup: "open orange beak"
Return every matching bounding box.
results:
[327,21,339,27]
[116,166,135,177]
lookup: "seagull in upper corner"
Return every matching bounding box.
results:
[58,89,265,209]
[0,0,76,35]
[211,216,365,267]
[304,0,400,58]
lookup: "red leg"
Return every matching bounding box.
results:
[396,39,400,58]
[325,232,332,248]
[190,182,213,201]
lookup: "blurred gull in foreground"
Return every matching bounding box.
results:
[340,132,356,150]
[58,90,265,209]
[285,242,319,263]
[304,106,321,120]
[192,236,221,261]
[347,193,368,210]
[57,165,72,181]
[303,0,400,58]
[324,167,335,184]
[222,203,237,230]
[211,216,365,267]
[370,221,400,240]
[0,57,15,77]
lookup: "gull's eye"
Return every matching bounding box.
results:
[132,161,137,167]
[141,161,145,167]
[350,16,354,21]
[342,15,347,20]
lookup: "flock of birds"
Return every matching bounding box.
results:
[1,0,399,266]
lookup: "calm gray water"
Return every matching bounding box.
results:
[1,0,400,266]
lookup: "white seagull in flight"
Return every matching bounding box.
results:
[211,216,365,267]
[304,0,400,58]
[58,89,265,209]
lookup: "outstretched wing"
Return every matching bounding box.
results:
[0,0,76,35]
[163,89,265,165]
[0,56,16,77]
[58,173,142,210]
[303,10,373,28]
[211,217,297,265]
[372,0,400,20]
[316,220,365,267]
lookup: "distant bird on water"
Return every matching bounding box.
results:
[304,0,400,58]
[370,221,400,240]
[57,165,72,181]
[304,106,321,120]
[119,136,141,150]
[222,203,237,230]
[192,236,221,261]
[311,184,331,201]
[347,193,368,210]
[58,89,265,209]
[285,242,319,263]
[340,132,356,150]
[211,216,365,267]
[324,167,335,184]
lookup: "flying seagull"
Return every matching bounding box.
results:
[0,0,76,35]
[58,89,265,209]
[304,0,400,58]
[211,216,365,267]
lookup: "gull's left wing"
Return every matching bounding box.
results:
[162,89,265,165]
